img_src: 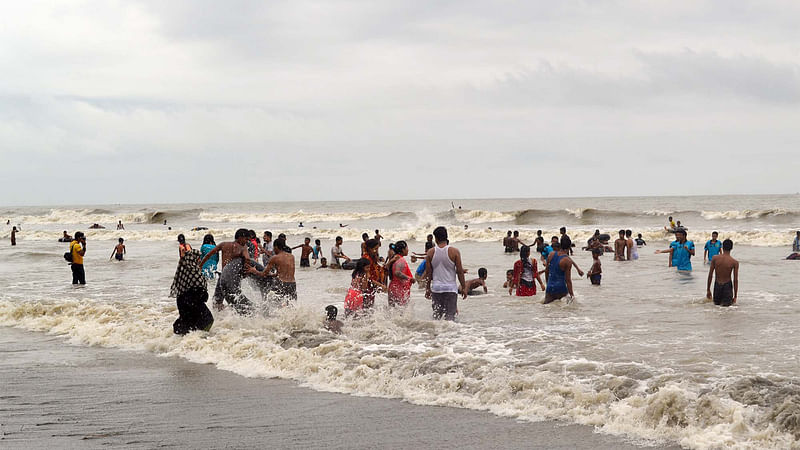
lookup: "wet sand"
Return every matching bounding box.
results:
[0,326,679,449]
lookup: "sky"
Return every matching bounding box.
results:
[1,0,799,206]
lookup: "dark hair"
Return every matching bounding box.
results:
[619,229,625,236]
[365,238,380,250]
[203,234,215,245]
[375,229,380,234]
[507,230,512,236]
[625,230,632,237]
[118,238,124,243]
[424,241,434,251]
[513,230,519,236]
[560,227,567,233]
[669,216,673,220]
[592,248,603,256]
[177,234,186,244]
[74,231,84,239]
[315,239,321,245]
[352,258,370,278]
[675,228,687,237]
[712,231,719,235]
[426,234,433,241]
[234,228,249,239]
[723,239,733,251]
[336,236,343,242]
[249,230,256,239]
[264,231,272,238]
[278,233,286,239]
[520,245,532,270]
[274,237,291,253]
[552,241,561,250]
[478,267,487,279]
[393,240,407,254]
[560,235,572,250]
[305,237,311,242]
[638,233,642,238]
[326,305,338,320]
[506,269,514,276]
[433,226,448,243]
[537,230,542,235]
[362,233,369,240]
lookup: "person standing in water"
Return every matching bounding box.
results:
[177,234,192,258]
[614,230,629,261]
[198,229,252,313]
[362,239,386,309]
[116,220,125,230]
[424,226,467,321]
[510,245,545,297]
[200,234,218,279]
[704,231,722,263]
[110,238,126,261]
[69,232,87,285]
[249,237,297,304]
[707,239,739,306]
[10,226,17,246]
[655,228,695,271]
[626,230,638,261]
[544,237,583,304]
[386,241,414,307]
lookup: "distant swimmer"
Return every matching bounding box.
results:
[110,238,126,261]
[707,239,739,306]
[626,230,638,261]
[298,222,304,227]
[191,226,208,231]
[464,224,468,230]
[360,233,369,254]
[466,268,489,295]
[635,233,647,247]
[374,229,383,241]
[655,228,695,271]
[164,220,167,225]
[339,223,348,228]
[292,237,313,268]
[10,226,17,246]
[116,220,125,230]
[704,231,722,263]
[59,230,73,242]
[5,220,9,225]
[510,246,544,297]
[544,238,583,304]
[614,230,629,261]
[324,305,343,334]
[587,248,603,285]
[89,223,105,229]
[664,216,677,232]
[424,226,467,320]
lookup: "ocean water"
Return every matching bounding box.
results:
[2,194,800,449]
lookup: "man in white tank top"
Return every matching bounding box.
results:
[423,226,467,321]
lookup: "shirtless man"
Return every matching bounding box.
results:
[503,231,513,253]
[249,237,296,304]
[198,228,253,313]
[110,238,126,261]
[292,237,313,267]
[465,267,488,295]
[10,226,17,246]
[614,230,629,261]
[706,239,739,307]
[116,220,125,230]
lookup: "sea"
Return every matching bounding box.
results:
[2,194,800,449]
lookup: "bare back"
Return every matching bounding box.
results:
[267,252,295,282]
[711,254,738,284]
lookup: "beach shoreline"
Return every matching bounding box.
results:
[0,326,679,449]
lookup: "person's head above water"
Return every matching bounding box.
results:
[203,234,215,245]
[273,237,291,253]
[506,269,513,279]
[118,238,124,243]
[177,234,186,244]
[668,216,673,221]
[304,237,311,244]
[433,226,448,243]
[478,267,487,279]
[325,305,338,321]
[362,233,369,242]
[723,239,733,252]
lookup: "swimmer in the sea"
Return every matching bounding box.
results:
[249,237,297,305]
[116,220,124,230]
[706,239,738,306]
[110,238,126,261]
[502,269,513,289]
[10,226,17,246]
[317,257,328,269]
[292,237,314,268]
[324,305,343,334]
[635,233,646,247]
[465,268,488,295]
[587,248,602,285]
[614,230,629,261]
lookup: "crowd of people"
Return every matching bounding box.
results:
[4,213,776,335]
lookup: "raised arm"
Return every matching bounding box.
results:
[198,244,222,267]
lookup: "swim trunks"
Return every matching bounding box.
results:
[300,257,310,267]
[713,281,734,306]
[504,247,513,253]
[590,274,601,285]
[272,280,297,302]
[115,253,123,261]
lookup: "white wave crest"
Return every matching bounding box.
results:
[198,211,395,223]
[700,209,789,220]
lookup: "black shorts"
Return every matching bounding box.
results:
[300,258,310,267]
[590,274,601,285]
[713,281,734,306]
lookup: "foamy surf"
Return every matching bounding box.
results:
[0,298,797,449]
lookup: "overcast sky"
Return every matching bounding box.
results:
[1,1,799,206]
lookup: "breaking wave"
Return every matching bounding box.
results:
[0,299,797,449]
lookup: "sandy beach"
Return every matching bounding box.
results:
[0,326,678,449]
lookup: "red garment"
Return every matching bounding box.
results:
[362,252,385,308]
[250,239,260,259]
[388,257,412,306]
[512,258,538,296]
[345,275,365,313]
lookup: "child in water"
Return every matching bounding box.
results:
[465,268,489,295]
[324,305,343,334]
[110,238,126,261]
[502,269,514,289]
[587,248,602,285]
[312,239,322,265]
[317,257,328,269]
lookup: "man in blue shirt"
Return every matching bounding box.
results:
[704,231,722,263]
[656,228,695,271]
